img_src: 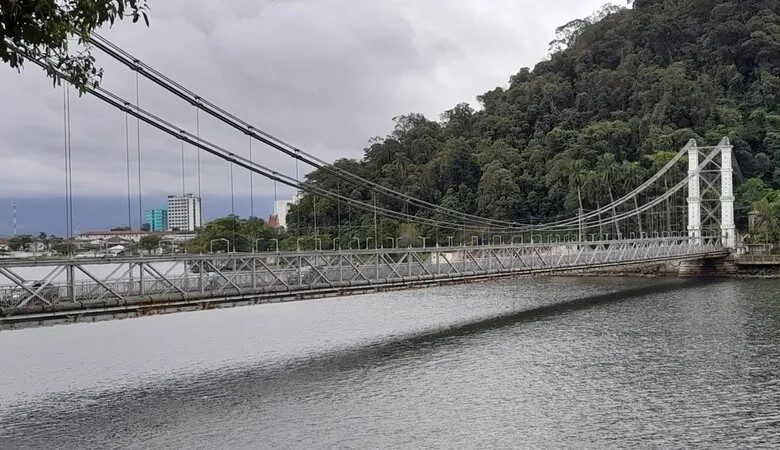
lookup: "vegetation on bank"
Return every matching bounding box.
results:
[738,177,780,243]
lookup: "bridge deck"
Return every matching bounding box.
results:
[0,237,725,329]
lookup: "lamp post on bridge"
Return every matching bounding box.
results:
[254,238,278,253]
[209,238,230,254]
[159,239,176,255]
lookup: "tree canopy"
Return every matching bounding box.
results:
[0,0,148,89]
[186,216,277,253]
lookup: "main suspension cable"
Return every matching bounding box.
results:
[90,34,691,232]
[88,34,554,229]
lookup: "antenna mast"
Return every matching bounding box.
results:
[12,201,18,236]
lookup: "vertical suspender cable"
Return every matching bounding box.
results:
[230,160,235,216]
[337,180,341,243]
[196,102,202,200]
[248,134,254,218]
[295,156,300,237]
[66,84,73,241]
[62,84,70,241]
[180,139,186,196]
[313,196,318,247]
[125,111,132,228]
[135,68,143,229]
[273,179,278,216]
[373,191,378,250]
[405,200,410,247]
[230,157,235,251]
[273,178,278,234]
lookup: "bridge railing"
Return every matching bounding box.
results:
[735,254,780,264]
[0,236,724,310]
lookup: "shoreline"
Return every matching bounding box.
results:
[569,259,780,279]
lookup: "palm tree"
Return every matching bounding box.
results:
[544,157,588,240]
[621,161,646,236]
[751,198,780,245]
[583,170,605,238]
[595,154,622,236]
[566,160,589,241]
[644,151,682,234]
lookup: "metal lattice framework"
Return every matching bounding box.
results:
[686,138,736,248]
[0,236,725,328]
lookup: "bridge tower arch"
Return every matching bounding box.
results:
[686,137,735,250]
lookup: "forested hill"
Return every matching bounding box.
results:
[289,0,780,235]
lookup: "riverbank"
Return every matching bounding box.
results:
[571,256,780,278]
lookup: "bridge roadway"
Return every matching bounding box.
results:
[0,236,726,329]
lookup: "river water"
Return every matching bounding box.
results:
[0,277,778,448]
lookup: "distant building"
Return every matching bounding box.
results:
[144,208,168,232]
[268,214,280,229]
[76,230,150,243]
[25,242,46,253]
[161,231,198,244]
[273,195,300,230]
[167,194,202,232]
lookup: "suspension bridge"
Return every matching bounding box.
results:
[0,36,738,329]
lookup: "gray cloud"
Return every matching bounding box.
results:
[0,0,608,203]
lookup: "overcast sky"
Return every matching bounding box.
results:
[0,0,613,234]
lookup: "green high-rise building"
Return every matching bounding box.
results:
[144,208,168,232]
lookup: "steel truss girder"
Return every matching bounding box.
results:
[0,237,723,310]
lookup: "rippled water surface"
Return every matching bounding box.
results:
[1,277,778,448]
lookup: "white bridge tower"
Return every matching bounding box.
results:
[686,137,735,249]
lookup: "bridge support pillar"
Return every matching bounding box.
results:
[686,139,702,243]
[679,255,737,277]
[719,137,736,249]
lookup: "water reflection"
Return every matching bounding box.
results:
[1,277,778,448]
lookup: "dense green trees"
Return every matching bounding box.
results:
[289,0,779,240]
[1,1,148,90]
[737,177,780,244]
[751,197,780,243]
[138,234,160,251]
[187,216,277,253]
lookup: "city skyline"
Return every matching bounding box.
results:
[0,195,276,237]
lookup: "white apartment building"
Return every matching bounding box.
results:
[167,194,203,231]
[273,195,300,230]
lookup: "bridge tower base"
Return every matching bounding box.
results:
[678,255,737,277]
